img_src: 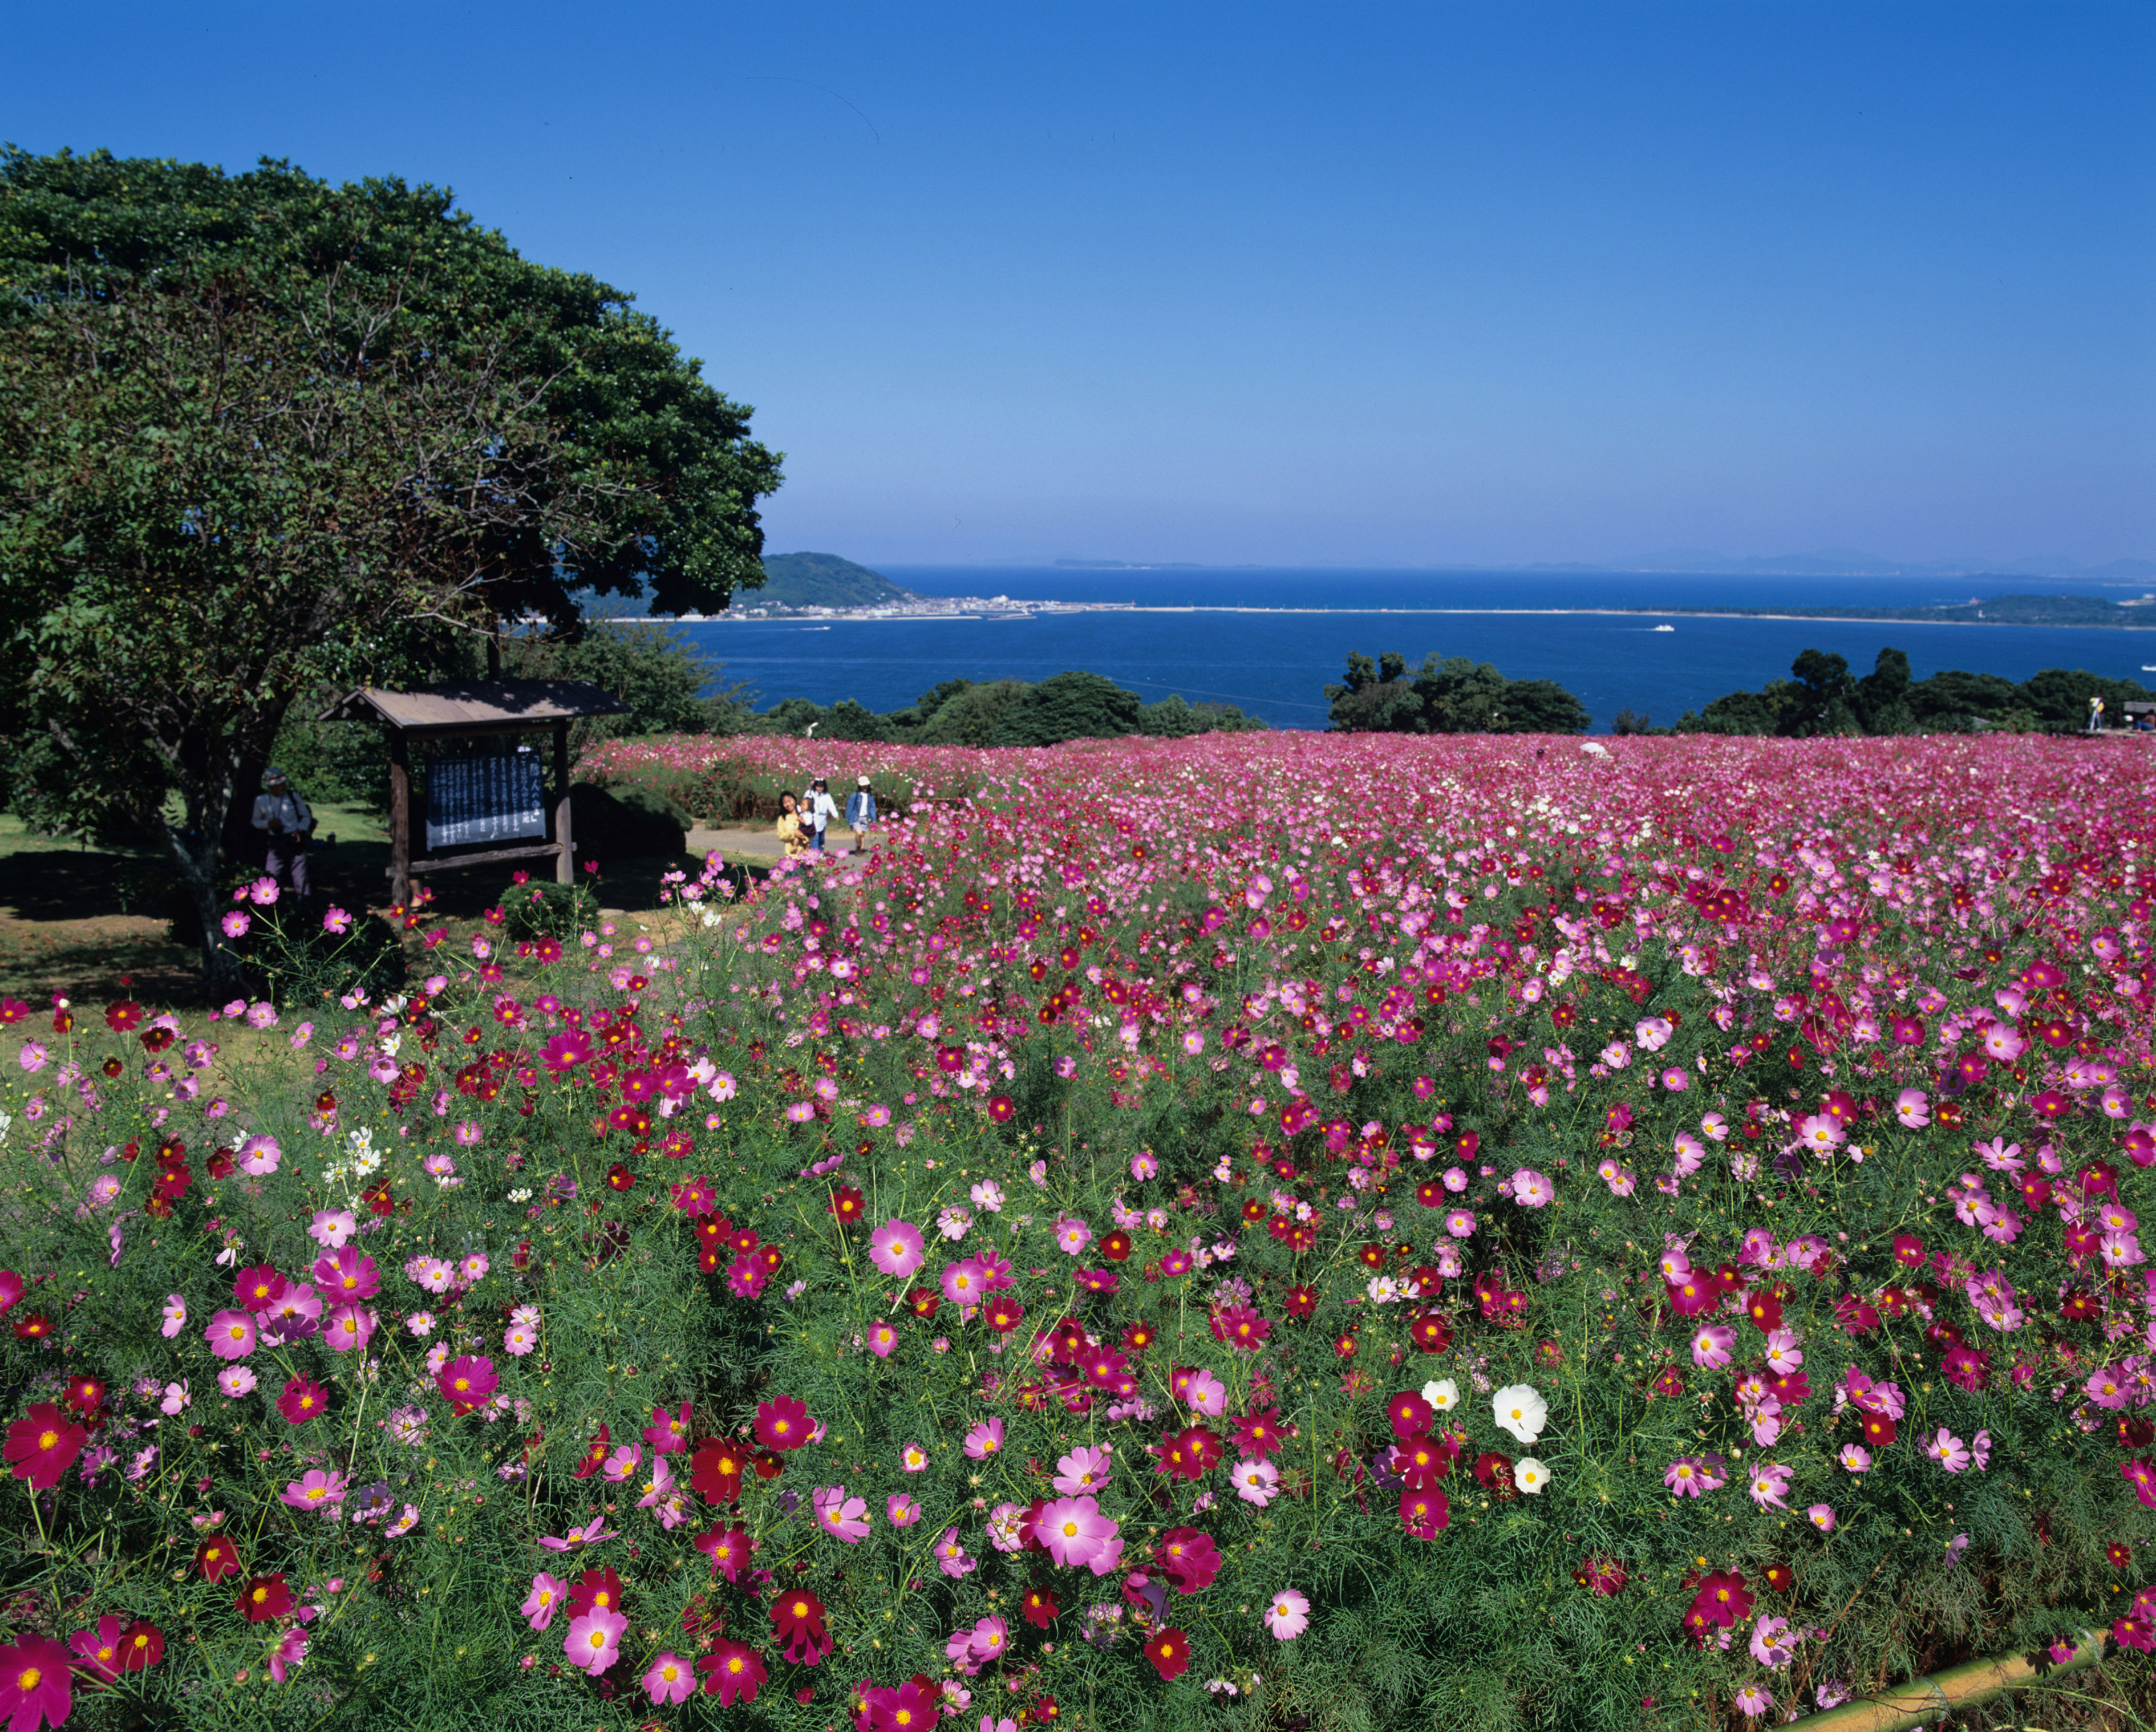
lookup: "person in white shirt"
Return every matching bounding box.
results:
[802,779,840,854]
[251,768,315,900]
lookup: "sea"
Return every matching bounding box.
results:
[667,567,2156,734]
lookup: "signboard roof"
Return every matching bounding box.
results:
[319,680,627,731]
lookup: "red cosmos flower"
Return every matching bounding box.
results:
[1023,1584,1060,1628]
[436,1355,499,1415]
[60,1375,104,1416]
[1744,1289,1783,1332]
[984,1295,1026,1333]
[756,1394,813,1453]
[104,999,144,1032]
[12,1313,54,1342]
[1144,1628,1192,1682]
[233,1263,286,1313]
[1387,1391,1434,1439]
[5,1404,86,1490]
[194,1536,240,1581]
[827,1186,865,1225]
[1233,1408,1286,1460]
[1399,1484,1449,1537]
[987,1095,1015,1122]
[605,1163,637,1192]
[1213,1304,1270,1350]
[1121,1320,1157,1354]
[1156,1527,1221,1592]
[1332,1331,1358,1360]
[568,1565,625,1618]
[1664,1275,1714,1316]
[2110,1542,2135,1567]
[274,1376,329,1426]
[1394,1433,1450,1490]
[1415,1181,1445,1209]
[1099,1230,1132,1263]
[573,1424,613,1480]
[1158,1423,1222,1482]
[695,1521,753,1580]
[1472,1452,1516,1497]
[698,1640,767,1705]
[1408,1311,1454,1353]
[769,1588,833,1666]
[1861,1411,1898,1448]
[0,1633,70,1732]
[1574,1555,1629,1596]
[1689,1569,1752,1628]
[905,1287,942,1321]
[2032,1090,2074,1121]
[865,1675,942,1730]
[237,1574,294,1622]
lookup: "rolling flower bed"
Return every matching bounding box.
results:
[3,732,2156,1731]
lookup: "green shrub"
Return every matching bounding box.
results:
[568,781,688,858]
[497,878,601,940]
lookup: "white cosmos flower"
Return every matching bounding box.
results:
[1421,1377,1460,1413]
[1492,1383,1548,1444]
[1514,1456,1550,1495]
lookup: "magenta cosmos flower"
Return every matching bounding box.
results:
[277,1377,329,1425]
[436,1356,499,1415]
[755,1394,813,1452]
[1037,1494,1118,1569]
[0,1632,72,1732]
[869,1220,925,1278]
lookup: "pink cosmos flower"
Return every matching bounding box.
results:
[323,1303,375,1354]
[522,1573,568,1630]
[1930,1428,1972,1473]
[1231,1457,1280,1506]
[1038,1494,1118,1568]
[1445,1210,1476,1238]
[887,1492,921,1527]
[205,1309,256,1361]
[963,1418,1004,1460]
[1748,1462,1792,1510]
[159,1295,187,1339]
[1510,1169,1553,1207]
[1840,1443,1873,1473]
[966,1614,1011,1668]
[1895,1089,1931,1129]
[942,1258,989,1308]
[1184,1368,1227,1417]
[1664,1456,1720,1498]
[642,1650,694,1706]
[869,1219,926,1277]
[1808,1503,1836,1532]
[1690,1324,1734,1370]
[282,1469,348,1512]
[1055,1216,1092,1255]
[1053,1445,1113,1495]
[307,1210,356,1249]
[564,1605,627,1674]
[1264,1587,1311,1639]
[217,1366,257,1398]
[813,1484,872,1542]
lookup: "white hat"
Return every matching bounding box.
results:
[857,775,871,786]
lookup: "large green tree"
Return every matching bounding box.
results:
[1325,651,1590,735]
[0,148,782,985]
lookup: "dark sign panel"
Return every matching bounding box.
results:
[425,751,546,850]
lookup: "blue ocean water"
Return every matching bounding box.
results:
[672,567,2156,733]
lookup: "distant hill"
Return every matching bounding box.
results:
[751,553,914,609]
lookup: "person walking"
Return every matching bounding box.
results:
[803,778,840,854]
[2089,695,2107,733]
[775,790,809,858]
[251,767,315,901]
[844,775,878,852]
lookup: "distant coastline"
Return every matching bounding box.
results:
[675,595,2156,630]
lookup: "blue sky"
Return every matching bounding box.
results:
[5,3,2150,568]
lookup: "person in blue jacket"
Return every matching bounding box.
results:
[844,776,879,852]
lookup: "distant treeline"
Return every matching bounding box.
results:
[1326,652,1592,734]
[1656,648,2153,736]
[749,674,1267,746]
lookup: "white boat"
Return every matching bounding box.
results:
[1651,623,1675,632]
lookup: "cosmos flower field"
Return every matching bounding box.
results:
[5,730,2156,1731]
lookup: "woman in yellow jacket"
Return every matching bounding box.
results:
[775,790,809,858]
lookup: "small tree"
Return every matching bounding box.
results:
[0,267,629,988]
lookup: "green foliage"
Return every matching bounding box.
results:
[244,903,409,1006]
[567,782,688,859]
[1676,647,2156,735]
[1326,652,1591,734]
[496,879,601,941]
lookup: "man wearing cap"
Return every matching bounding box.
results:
[252,768,315,901]
[844,776,879,853]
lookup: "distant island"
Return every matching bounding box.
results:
[1613,593,2156,628]
[748,551,917,612]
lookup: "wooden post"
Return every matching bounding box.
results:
[552,718,573,886]
[387,727,411,914]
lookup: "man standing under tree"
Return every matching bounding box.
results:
[252,768,314,902]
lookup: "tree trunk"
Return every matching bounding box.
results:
[164,817,249,996]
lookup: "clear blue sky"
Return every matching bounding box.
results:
[5,2,2150,569]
